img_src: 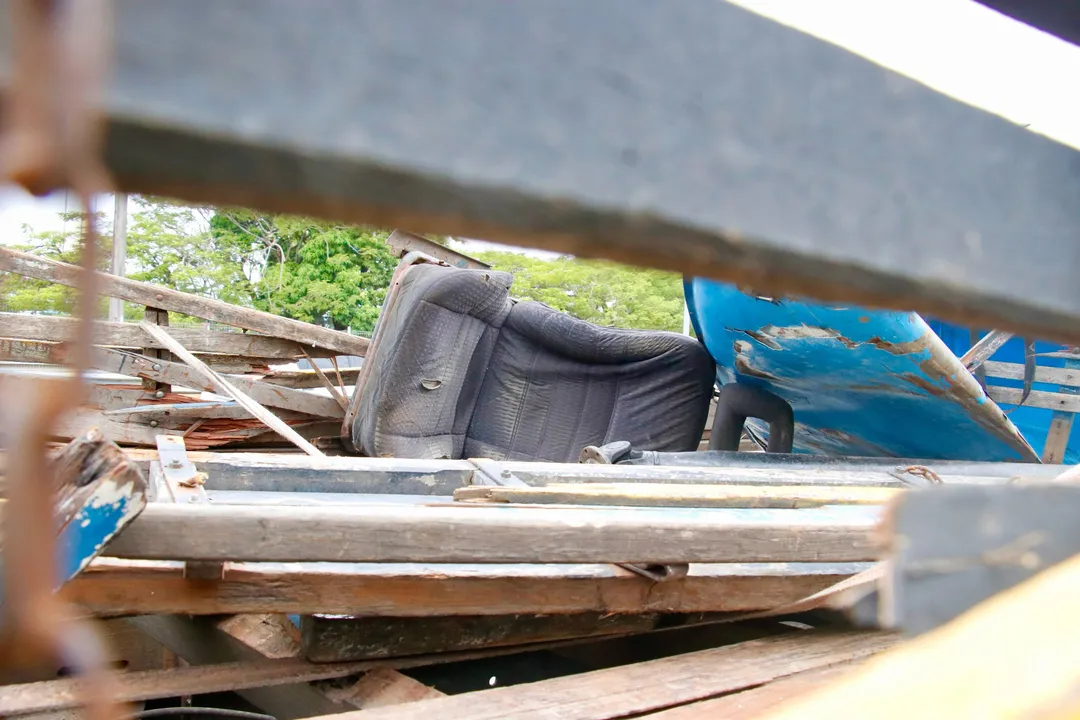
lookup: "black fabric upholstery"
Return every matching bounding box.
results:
[351,263,514,459]
[351,263,715,462]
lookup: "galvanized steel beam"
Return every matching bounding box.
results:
[3,1,1080,338]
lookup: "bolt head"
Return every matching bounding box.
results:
[149,420,159,428]
[167,459,183,468]
[155,390,165,399]
[152,363,162,371]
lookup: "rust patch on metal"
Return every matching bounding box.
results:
[732,353,780,382]
[730,329,781,351]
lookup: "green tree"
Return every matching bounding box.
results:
[211,210,398,334]
[127,197,255,312]
[0,210,113,316]
[472,251,685,331]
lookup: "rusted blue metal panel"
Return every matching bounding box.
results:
[685,278,1040,462]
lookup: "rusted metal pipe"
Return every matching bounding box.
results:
[0,1,122,718]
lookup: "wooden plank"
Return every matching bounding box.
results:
[102,401,307,422]
[983,361,1080,386]
[959,330,1014,370]
[311,631,897,720]
[327,668,444,709]
[757,553,1080,720]
[261,366,362,389]
[0,656,385,717]
[301,612,661,662]
[140,322,325,456]
[0,337,63,364]
[1042,357,1080,463]
[51,408,335,451]
[0,337,272,373]
[141,306,172,393]
[297,347,349,410]
[115,451,478,494]
[986,386,1080,412]
[94,346,343,418]
[642,661,864,719]
[87,386,199,411]
[126,615,358,719]
[0,312,330,359]
[63,559,862,617]
[499,460,987,489]
[0,246,369,357]
[18,430,150,597]
[217,614,304,660]
[1043,412,1074,464]
[102,502,882,564]
[216,613,446,709]
[454,483,901,510]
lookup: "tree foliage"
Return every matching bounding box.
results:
[1,198,685,336]
[0,210,113,316]
[209,210,397,333]
[128,198,254,307]
[472,251,685,332]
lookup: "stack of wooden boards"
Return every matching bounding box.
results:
[6,435,1080,718]
[0,246,367,451]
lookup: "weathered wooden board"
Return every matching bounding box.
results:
[642,660,865,719]
[103,401,308,423]
[262,367,361,390]
[986,386,1080,413]
[103,502,882,564]
[315,631,896,720]
[758,553,1080,720]
[0,247,369,356]
[53,408,337,451]
[0,431,148,607]
[499,460,1010,489]
[64,559,864,617]
[141,321,324,456]
[454,483,901,509]
[983,361,1080,386]
[0,336,275,373]
[118,451,478,494]
[329,668,445,709]
[0,657,375,717]
[0,311,332,359]
[882,484,1080,636]
[50,432,148,590]
[301,612,661,662]
[94,347,343,418]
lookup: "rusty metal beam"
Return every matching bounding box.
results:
[385,230,490,270]
[3,1,1080,338]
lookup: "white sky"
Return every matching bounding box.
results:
[2,0,1078,255]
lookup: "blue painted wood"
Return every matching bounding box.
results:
[56,483,148,586]
[0,456,148,605]
[685,278,1039,462]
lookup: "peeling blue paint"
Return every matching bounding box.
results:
[685,278,1039,462]
[0,479,147,606]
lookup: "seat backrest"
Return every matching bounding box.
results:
[349,262,513,458]
[350,263,715,462]
[464,301,716,462]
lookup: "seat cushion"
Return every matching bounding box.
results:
[464,301,716,462]
[350,262,514,458]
